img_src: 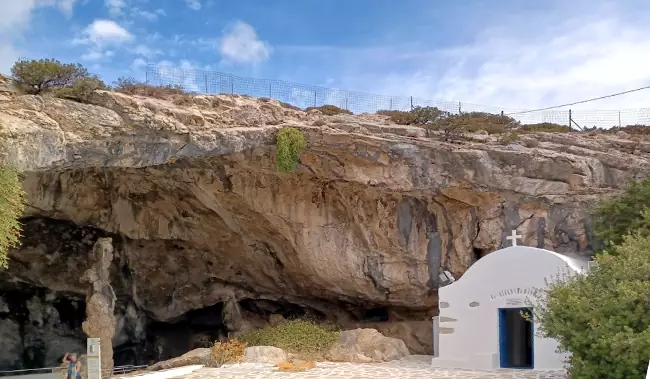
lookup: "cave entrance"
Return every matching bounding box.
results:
[144,302,227,365]
[473,247,488,262]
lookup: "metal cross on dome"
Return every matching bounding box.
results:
[506,229,522,247]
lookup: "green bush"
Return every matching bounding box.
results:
[239,319,339,360]
[533,225,650,378]
[304,105,352,116]
[53,76,106,103]
[0,165,26,269]
[11,59,91,95]
[275,127,305,173]
[590,178,650,252]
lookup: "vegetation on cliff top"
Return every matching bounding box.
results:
[0,165,26,269]
[275,128,306,173]
[9,58,650,136]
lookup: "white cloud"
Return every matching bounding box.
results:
[105,0,126,16]
[219,21,271,65]
[339,3,650,126]
[185,0,201,10]
[74,19,132,63]
[134,8,165,20]
[131,57,147,71]
[131,44,162,58]
[74,19,133,45]
[0,0,80,73]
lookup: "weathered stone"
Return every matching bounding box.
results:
[268,314,286,326]
[327,328,410,363]
[222,297,242,334]
[0,78,649,367]
[243,346,288,364]
[148,348,212,371]
[81,238,117,375]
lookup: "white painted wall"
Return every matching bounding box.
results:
[431,246,588,371]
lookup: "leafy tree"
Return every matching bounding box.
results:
[11,58,90,94]
[532,216,650,378]
[591,178,650,251]
[275,128,305,173]
[0,165,26,269]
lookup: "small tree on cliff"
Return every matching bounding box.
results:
[590,178,650,252]
[11,58,90,94]
[0,165,26,269]
[531,217,650,378]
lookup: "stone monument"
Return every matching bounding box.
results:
[86,338,101,379]
[81,238,117,376]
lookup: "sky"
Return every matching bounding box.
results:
[2,0,650,125]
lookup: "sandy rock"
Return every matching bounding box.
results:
[327,328,410,363]
[243,346,288,364]
[148,348,212,371]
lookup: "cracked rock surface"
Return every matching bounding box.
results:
[0,76,648,368]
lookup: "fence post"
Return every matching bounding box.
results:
[145,68,149,86]
[269,83,272,98]
[568,109,572,130]
[230,75,234,94]
[619,111,621,128]
[389,98,393,111]
[204,74,208,94]
[410,96,413,110]
[345,98,348,111]
[458,102,462,114]
[500,110,504,122]
[313,91,317,107]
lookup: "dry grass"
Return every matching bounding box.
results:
[210,339,246,366]
[238,319,340,361]
[305,104,352,116]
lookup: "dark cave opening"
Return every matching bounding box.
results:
[0,286,87,370]
[238,299,326,321]
[52,296,86,330]
[141,302,227,365]
[360,307,390,322]
[473,247,488,262]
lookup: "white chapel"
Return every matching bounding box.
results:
[431,230,591,371]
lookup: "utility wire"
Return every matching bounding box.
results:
[505,85,650,116]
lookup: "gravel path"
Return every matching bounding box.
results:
[177,356,567,379]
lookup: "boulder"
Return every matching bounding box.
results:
[243,346,288,364]
[327,328,410,363]
[148,348,212,371]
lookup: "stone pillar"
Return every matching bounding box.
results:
[81,238,117,376]
[222,296,242,338]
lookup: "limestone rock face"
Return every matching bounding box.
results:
[81,238,117,375]
[0,79,649,367]
[327,328,410,363]
[148,348,212,371]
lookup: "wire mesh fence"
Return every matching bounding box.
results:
[145,64,650,128]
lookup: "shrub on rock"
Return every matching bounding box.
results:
[0,165,26,269]
[239,319,339,360]
[275,128,305,173]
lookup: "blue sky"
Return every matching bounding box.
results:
[2,0,650,125]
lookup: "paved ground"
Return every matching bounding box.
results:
[179,356,567,379]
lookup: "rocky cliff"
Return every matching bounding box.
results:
[0,74,648,369]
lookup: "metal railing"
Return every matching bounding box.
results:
[0,365,148,378]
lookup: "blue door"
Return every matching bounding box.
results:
[498,307,534,369]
